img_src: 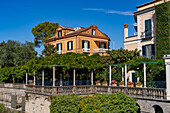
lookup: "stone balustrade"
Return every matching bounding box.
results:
[25,85,166,100]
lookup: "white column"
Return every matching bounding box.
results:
[26,71,28,85]
[73,68,76,86]
[42,70,44,86]
[144,63,147,88]
[34,71,36,85]
[164,55,170,100]
[125,64,127,87]
[53,66,55,87]
[91,69,93,85]
[109,65,111,86]
[122,67,124,81]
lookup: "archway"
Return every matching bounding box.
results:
[136,103,141,113]
[153,105,163,113]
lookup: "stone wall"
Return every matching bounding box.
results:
[0,87,25,104]
[137,98,170,113]
[25,93,51,113]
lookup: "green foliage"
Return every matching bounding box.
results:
[0,40,37,68]
[32,21,59,45]
[0,104,5,112]
[155,2,170,59]
[50,94,81,113]
[50,92,139,113]
[42,44,57,56]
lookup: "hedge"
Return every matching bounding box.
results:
[50,92,139,113]
[156,2,170,59]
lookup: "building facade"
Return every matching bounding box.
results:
[124,0,170,59]
[45,25,110,55]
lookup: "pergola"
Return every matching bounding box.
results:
[25,62,164,87]
[96,62,164,88]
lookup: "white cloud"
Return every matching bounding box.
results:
[83,8,133,16]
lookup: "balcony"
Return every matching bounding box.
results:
[83,48,90,53]
[141,31,152,39]
[94,48,110,53]
[57,50,62,54]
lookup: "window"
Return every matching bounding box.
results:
[67,41,73,50]
[82,40,90,49]
[92,29,96,35]
[58,30,62,37]
[142,44,155,59]
[57,43,62,51]
[99,42,106,49]
[145,19,152,38]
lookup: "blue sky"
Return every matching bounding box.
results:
[0,0,151,54]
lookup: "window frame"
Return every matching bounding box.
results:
[92,29,96,35]
[58,30,62,37]
[144,18,152,38]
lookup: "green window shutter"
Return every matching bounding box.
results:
[145,19,152,37]
[71,41,73,50]
[88,41,90,49]
[82,40,84,48]
[142,46,146,56]
[104,43,106,49]
[99,43,101,48]
[151,44,155,55]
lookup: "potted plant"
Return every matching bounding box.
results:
[136,81,142,88]
[111,80,117,86]
[96,80,101,86]
[29,80,34,85]
[127,81,134,87]
[102,81,108,86]
[119,81,124,87]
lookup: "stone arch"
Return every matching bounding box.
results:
[152,105,163,113]
[136,103,141,113]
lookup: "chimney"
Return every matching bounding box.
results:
[124,23,128,39]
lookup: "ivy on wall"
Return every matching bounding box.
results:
[155,2,170,59]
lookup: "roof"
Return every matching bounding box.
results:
[136,0,162,8]
[45,25,110,43]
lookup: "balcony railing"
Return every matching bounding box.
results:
[94,48,111,53]
[25,85,167,100]
[143,55,155,59]
[83,48,90,53]
[57,50,62,54]
[141,31,152,38]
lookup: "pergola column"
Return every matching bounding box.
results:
[91,69,93,85]
[53,66,55,87]
[42,70,44,86]
[109,65,111,86]
[73,68,76,86]
[144,63,147,88]
[122,67,124,81]
[34,71,36,85]
[26,71,28,85]
[125,64,127,87]
[163,54,170,100]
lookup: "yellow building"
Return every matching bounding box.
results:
[45,25,110,55]
[124,0,170,59]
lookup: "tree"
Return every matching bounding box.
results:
[31,21,59,46]
[0,40,37,68]
[42,44,57,56]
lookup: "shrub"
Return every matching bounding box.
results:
[0,104,5,112]
[50,92,139,113]
[119,81,124,85]
[127,81,134,85]
[111,80,117,84]
[95,80,100,84]
[136,81,142,85]
[102,81,107,84]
